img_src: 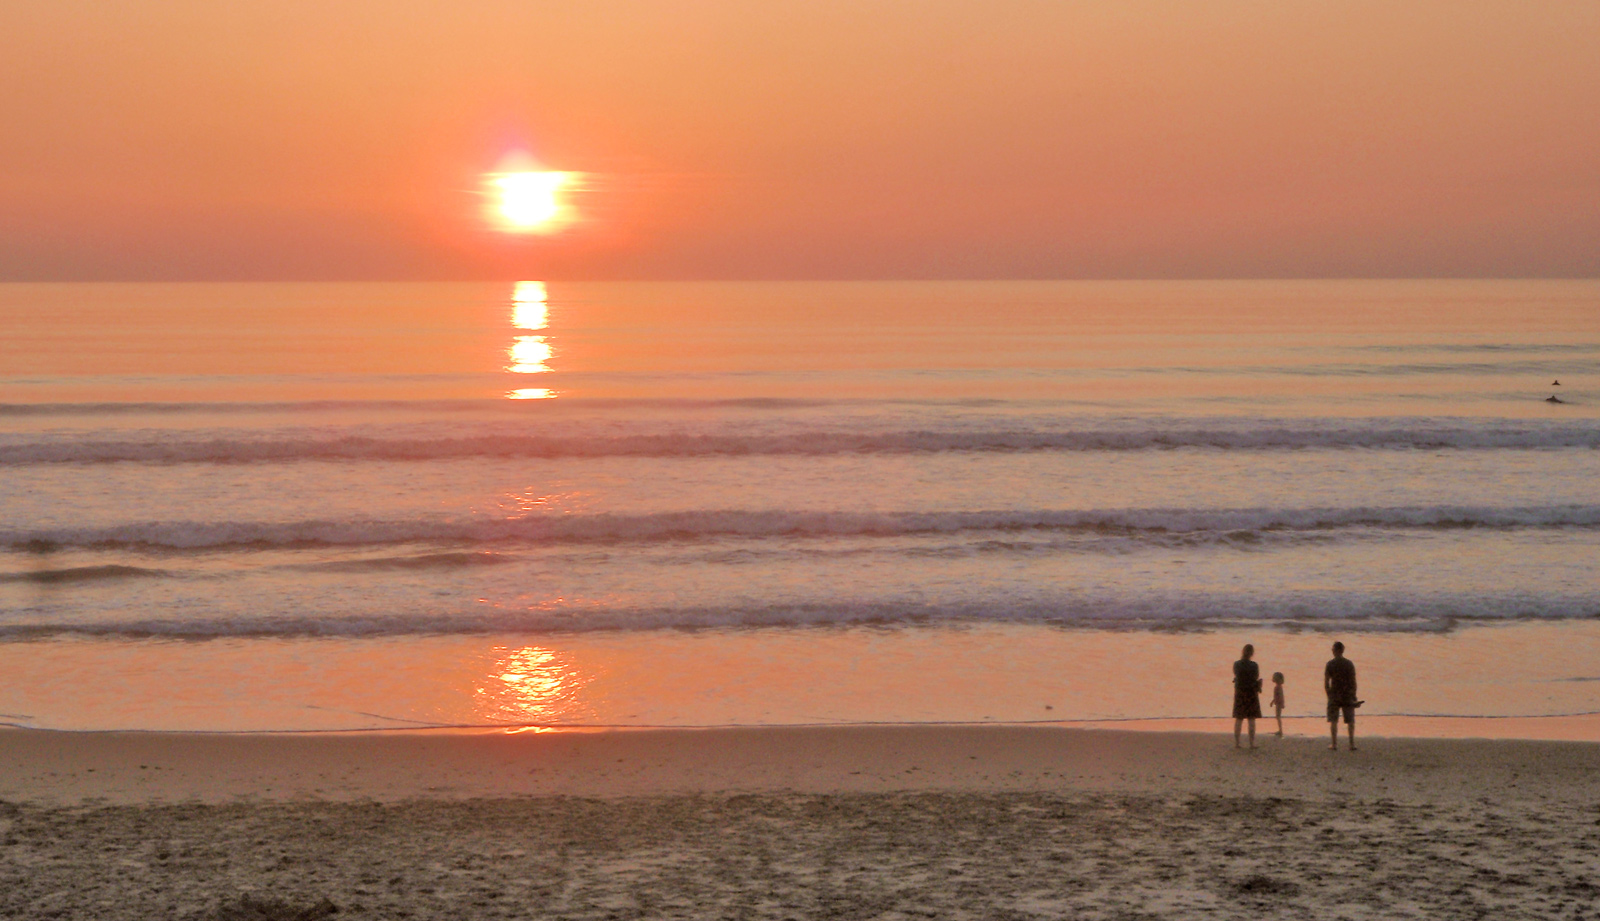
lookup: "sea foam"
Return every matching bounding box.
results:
[2,419,1598,465]
[3,505,1597,551]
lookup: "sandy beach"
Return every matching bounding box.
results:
[3,726,1598,920]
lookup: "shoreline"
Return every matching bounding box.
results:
[6,621,1600,736]
[4,723,1596,806]
[7,711,1598,739]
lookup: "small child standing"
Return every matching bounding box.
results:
[1270,672,1286,737]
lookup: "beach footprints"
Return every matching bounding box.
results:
[1232,873,1301,899]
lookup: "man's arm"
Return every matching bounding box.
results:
[1324,662,1333,697]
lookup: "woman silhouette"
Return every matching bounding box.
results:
[1232,643,1262,749]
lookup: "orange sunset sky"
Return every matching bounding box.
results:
[3,1,1598,281]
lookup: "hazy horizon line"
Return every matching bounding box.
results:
[5,275,1600,285]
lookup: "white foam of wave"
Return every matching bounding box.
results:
[1,592,1594,639]
[3,420,1598,464]
[4,505,1598,551]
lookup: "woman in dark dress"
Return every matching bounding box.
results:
[1233,643,1262,749]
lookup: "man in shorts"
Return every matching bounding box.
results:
[1324,641,1358,751]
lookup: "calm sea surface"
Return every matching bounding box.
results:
[1,280,1597,732]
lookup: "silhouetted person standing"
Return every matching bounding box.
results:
[1232,643,1262,749]
[1324,641,1358,750]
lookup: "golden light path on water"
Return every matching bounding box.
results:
[507,280,554,399]
[473,644,592,728]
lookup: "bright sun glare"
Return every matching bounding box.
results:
[489,171,574,232]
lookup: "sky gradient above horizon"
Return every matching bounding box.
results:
[4,1,1598,281]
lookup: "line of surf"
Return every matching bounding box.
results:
[4,423,1599,464]
[1,598,1595,639]
[5,505,1598,551]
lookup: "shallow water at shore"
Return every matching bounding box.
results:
[3,622,1597,736]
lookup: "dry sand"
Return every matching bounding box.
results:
[2,726,1598,920]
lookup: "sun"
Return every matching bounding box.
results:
[487,170,574,233]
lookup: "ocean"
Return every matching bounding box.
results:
[2,280,1597,733]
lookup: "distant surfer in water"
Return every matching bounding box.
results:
[1546,394,1565,404]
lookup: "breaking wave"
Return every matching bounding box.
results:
[0,593,1593,639]
[0,564,170,584]
[2,420,1598,465]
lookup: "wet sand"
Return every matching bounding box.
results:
[2,726,1598,919]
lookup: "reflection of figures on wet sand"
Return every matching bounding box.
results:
[1232,644,1262,749]
[1325,641,1360,750]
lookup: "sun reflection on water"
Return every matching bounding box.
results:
[506,280,556,397]
[512,280,549,330]
[508,336,552,373]
[475,645,591,725]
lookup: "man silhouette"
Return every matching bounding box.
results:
[1324,641,1358,750]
